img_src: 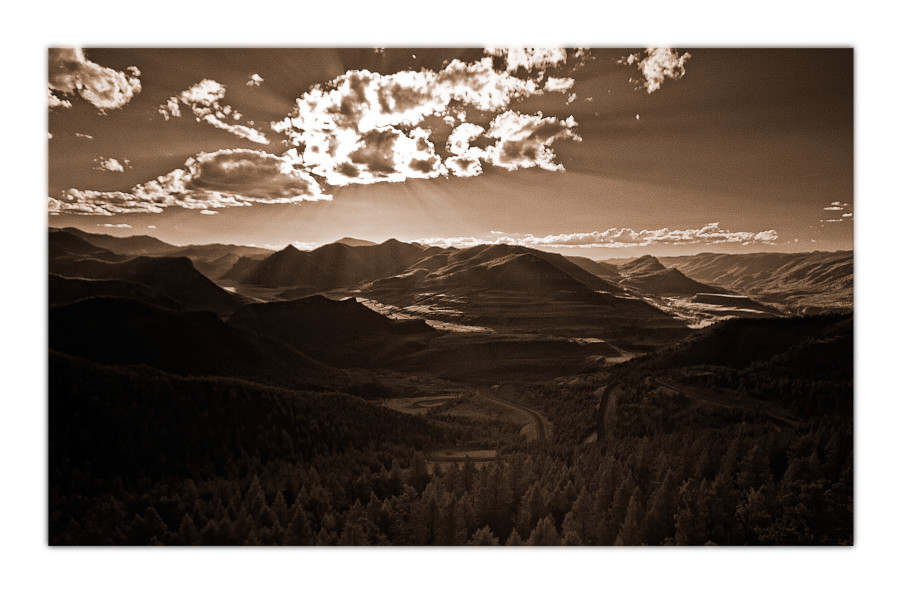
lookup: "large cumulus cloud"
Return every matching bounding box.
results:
[48,47,142,111]
[272,55,582,186]
[49,149,329,216]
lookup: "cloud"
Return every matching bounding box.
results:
[160,97,181,120]
[444,122,487,178]
[820,201,852,222]
[482,111,580,172]
[159,79,269,144]
[93,157,126,172]
[417,223,778,249]
[484,47,568,72]
[48,47,141,111]
[199,209,218,215]
[49,149,329,216]
[75,133,93,140]
[48,90,71,109]
[291,241,321,251]
[544,77,575,92]
[99,223,132,228]
[443,111,582,177]
[246,73,264,87]
[272,58,561,187]
[621,48,691,93]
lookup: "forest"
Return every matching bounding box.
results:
[49,314,852,545]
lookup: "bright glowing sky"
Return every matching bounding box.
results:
[48,47,853,257]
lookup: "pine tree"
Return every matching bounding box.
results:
[177,513,199,545]
[506,528,525,546]
[467,526,500,546]
[272,491,289,527]
[527,515,561,546]
[286,505,314,545]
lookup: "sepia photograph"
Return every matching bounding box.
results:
[46,45,854,547]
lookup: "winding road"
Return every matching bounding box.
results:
[474,390,550,442]
[424,390,551,466]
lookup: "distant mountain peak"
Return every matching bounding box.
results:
[620,254,666,276]
[335,237,377,247]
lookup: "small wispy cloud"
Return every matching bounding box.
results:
[93,157,128,172]
[820,201,852,222]
[99,223,132,229]
[246,73,263,87]
[75,133,93,140]
[544,76,575,93]
[159,79,269,144]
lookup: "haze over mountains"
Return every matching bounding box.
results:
[658,251,853,314]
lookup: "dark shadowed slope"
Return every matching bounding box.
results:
[49,297,337,391]
[49,273,182,310]
[228,295,436,368]
[49,229,124,261]
[563,255,620,280]
[54,228,275,281]
[58,226,176,255]
[618,267,729,297]
[658,251,852,313]
[690,293,781,314]
[161,244,275,280]
[626,313,852,372]
[48,255,248,314]
[49,350,450,491]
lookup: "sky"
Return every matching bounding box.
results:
[47,47,853,257]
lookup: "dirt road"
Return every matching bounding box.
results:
[474,391,550,442]
[583,384,619,444]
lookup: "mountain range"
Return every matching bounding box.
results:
[48,228,852,378]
